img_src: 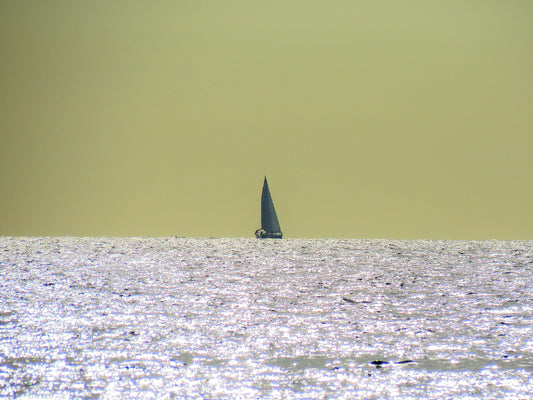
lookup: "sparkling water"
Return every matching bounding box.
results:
[1,237,532,398]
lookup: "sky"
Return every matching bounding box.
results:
[1,1,532,239]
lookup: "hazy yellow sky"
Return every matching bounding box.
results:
[1,1,532,239]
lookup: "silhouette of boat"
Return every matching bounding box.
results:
[255,177,282,239]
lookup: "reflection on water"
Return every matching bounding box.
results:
[1,237,532,398]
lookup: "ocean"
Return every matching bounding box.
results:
[1,237,532,399]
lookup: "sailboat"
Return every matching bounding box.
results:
[255,177,283,239]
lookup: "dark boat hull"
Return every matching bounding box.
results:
[255,229,282,239]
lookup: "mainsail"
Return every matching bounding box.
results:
[255,177,282,239]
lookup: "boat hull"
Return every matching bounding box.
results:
[255,229,282,239]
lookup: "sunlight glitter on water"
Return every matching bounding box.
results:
[1,237,532,398]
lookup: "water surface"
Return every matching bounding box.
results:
[1,237,532,398]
